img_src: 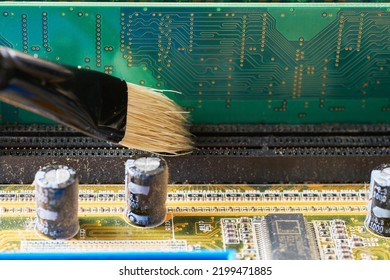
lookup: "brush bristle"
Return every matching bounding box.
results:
[118,83,193,155]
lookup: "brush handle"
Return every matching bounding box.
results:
[0,47,74,87]
[0,46,127,143]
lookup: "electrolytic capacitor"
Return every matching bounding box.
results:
[365,164,390,237]
[125,156,168,228]
[34,165,79,239]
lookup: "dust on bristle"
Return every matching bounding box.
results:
[119,83,193,155]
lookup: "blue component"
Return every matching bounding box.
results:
[0,251,235,260]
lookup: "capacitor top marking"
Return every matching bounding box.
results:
[134,157,161,172]
[35,168,73,188]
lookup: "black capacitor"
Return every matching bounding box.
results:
[125,156,168,228]
[34,165,79,239]
[365,164,390,237]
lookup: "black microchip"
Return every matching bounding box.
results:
[187,193,204,199]
[265,214,312,260]
[206,193,223,199]
[225,193,242,199]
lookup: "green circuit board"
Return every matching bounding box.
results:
[1,3,390,124]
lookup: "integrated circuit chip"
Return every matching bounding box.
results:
[264,213,312,260]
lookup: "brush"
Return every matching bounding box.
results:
[0,46,192,154]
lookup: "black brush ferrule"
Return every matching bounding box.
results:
[0,47,127,142]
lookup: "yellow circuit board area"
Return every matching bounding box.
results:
[0,184,389,260]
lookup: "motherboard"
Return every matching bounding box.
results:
[1,183,389,260]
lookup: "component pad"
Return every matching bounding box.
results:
[0,3,390,124]
[1,183,390,260]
